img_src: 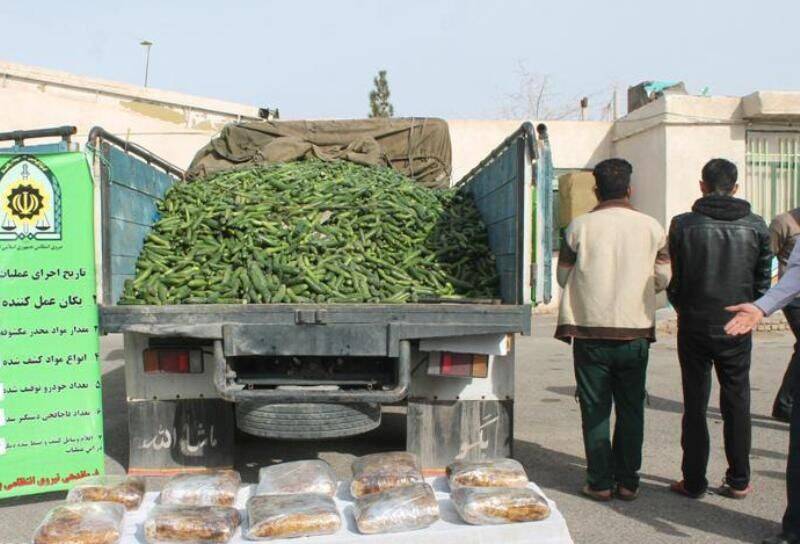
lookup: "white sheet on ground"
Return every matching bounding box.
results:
[119,476,574,544]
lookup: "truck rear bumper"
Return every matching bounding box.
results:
[212,339,412,403]
[111,304,530,405]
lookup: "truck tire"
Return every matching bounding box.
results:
[235,402,381,440]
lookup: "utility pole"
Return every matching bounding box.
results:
[140,40,153,88]
[580,97,589,121]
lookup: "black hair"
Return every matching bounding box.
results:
[702,158,738,195]
[593,158,632,201]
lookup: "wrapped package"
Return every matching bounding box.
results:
[67,475,146,510]
[350,451,423,498]
[256,460,337,497]
[353,483,439,534]
[451,487,551,525]
[144,505,240,543]
[160,470,241,506]
[244,493,341,540]
[33,502,125,544]
[446,458,529,490]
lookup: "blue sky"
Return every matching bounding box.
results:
[3,0,798,119]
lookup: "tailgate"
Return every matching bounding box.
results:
[99,303,533,349]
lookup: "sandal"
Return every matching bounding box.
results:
[669,480,705,499]
[718,482,753,499]
[616,485,639,501]
[581,484,612,502]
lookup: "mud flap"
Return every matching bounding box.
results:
[128,399,234,476]
[406,399,513,474]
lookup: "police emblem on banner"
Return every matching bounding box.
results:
[0,155,61,241]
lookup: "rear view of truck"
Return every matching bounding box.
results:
[91,119,553,474]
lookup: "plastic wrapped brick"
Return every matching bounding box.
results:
[144,505,240,543]
[256,460,337,497]
[33,502,125,544]
[244,493,341,540]
[446,459,529,490]
[451,487,551,525]
[350,451,423,498]
[67,475,146,511]
[353,482,439,534]
[160,470,241,507]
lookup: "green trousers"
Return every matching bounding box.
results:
[573,338,649,491]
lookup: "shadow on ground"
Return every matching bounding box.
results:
[515,439,780,542]
[234,411,406,482]
[547,386,789,432]
[0,489,66,508]
[102,364,130,469]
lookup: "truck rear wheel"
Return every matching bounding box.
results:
[235,402,381,439]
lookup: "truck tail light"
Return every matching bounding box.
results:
[143,349,202,374]
[430,352,489,378]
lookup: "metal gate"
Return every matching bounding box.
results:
[745,130,800,222]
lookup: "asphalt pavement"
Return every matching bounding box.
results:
[0,316,793,543]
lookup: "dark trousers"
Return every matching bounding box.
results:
[774,307,800,420]
[677,328,752,494]
[783,362,800,536]
[573,338,649,491]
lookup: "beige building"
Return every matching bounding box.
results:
[450,93,800,228]
[3,60,800,229]
[0,60,262,168]
[613,91,800,226]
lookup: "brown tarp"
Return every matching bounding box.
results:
[186,118,452,188]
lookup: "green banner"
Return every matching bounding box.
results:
[0,152,104,499]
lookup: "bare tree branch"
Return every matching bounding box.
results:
[498,60,614,121]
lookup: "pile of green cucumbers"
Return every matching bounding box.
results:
[119,160,499,305]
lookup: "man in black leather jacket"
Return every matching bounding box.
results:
[667,158,772,500]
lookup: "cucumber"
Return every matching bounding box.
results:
[119,160,499,305]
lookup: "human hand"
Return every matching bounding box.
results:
[724,303,765,336]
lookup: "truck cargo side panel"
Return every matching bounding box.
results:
[457,123,535,306]
[462,142,523,304]
[100,142,176,304]
[535,130,554,304]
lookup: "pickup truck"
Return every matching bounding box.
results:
[5,122,554,475]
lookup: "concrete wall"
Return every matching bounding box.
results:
[664,123,746,222]
[614,116,669,224]
[0,61,261,169]
[448,119,613,182]
[612,94,747,226]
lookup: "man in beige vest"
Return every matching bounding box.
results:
[556,158,670,501]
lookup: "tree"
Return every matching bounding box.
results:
[369,70,394,118]
[499,62,571,119]
[498,60,617,121]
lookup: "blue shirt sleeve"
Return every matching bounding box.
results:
[755,242,800,316]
